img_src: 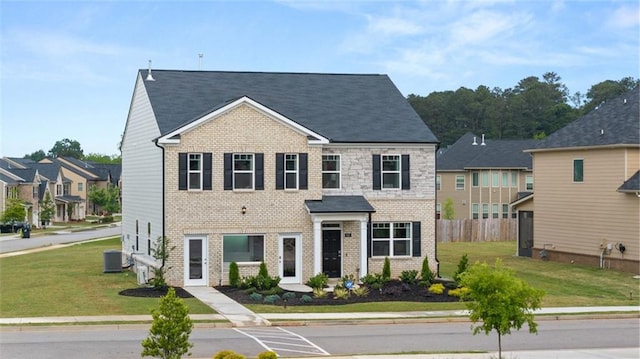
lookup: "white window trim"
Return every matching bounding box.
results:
[322,155,341,190]
[233,153,254,191]
[285,153,298,190]
[372,222,412,258]
[381,154,401,190]
[525,175,534,191]
[188,153,203,191]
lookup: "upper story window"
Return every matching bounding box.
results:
[472,172,479,187]
[188,154,202,190]
[63,183,70,195]
[56,184,62,196]
[492,172,500,187]
[322,155,341,189]
[573,159,584,183]
[234,154,254,190]
[372,222,411,257]
[481,171,489,187]
[525,175,534,191]
[276,153,307,190]
[33,186,39,198]
[77,182,83,192]
[373,154,410,190]
[436,175,441,191]
[382,155,400,189]
[284,154,298,189]
[179,152,212,191]
[502,172,509,187]
[455,175,465,190]
[511,171,518,187]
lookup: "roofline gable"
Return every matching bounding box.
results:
[156,96,330,145]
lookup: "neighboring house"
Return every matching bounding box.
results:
[436,133,536,220]
[121,69,439,287]
[520,87,639,273]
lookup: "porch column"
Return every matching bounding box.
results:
[313,218,322,275]
[359,218,368,279]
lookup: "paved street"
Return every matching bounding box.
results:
[0,224,121,255]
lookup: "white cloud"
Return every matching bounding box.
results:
[605,4,640,29]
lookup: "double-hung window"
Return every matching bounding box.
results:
[382,155,400,189]
[188,153,202,190]
[502,172,509,187]
[525,175,534,191]
[234,154,254,189]
[481,171,489,187]
[492,172,499,187]
[436,175,441,191]
[492,203,499,219]
[322,155,340,189]
[502,204,509,219]
[482,203,489,219]
[285,154,298,189]
[472,203,479,219]
[472,172,479,187]
[455,175,465,190]
[372,222,411,257]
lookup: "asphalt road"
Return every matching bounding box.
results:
[0,318,638,358]
[0,225,121,254]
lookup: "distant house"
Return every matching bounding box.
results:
[121,69,439,287]
[436,133,535,220]
[520,87,639,273]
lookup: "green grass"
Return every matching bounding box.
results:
[0,237,215,318]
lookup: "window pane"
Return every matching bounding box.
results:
[492,204,499,218]
[481,172,489,187]
[472,172,479,187]
[372,223,390,238]
[456,176,464,190]
[436,176,441,190]
[189,173,200,189]
[322,173,339,189]
[382,156,399,171]
[482,204,489,219]
[511,171,518,187]
[285,154,297,170]
[285,172,297,188]
[322,156,339,171]
[234,173,253,189]
[492,172,499,187]
[234,155,252,170]
[573,159,583,182]
[189,154,201,170]
[372,241,390,256]
[223,235,264,262]
[393,223,410,238]
[502,204,509,219]
[502,173,509,186]
[393,240,410,256]
[383,173,399,188]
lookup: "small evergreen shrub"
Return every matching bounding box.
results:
[400,270,419,285]
[420,256,435,285]
[229,262,240,287]
[313,288,328,298]
[213,350,245,359]
[448,286,470,298]
[282,292,296,300]
[248,292,263,302]
[263,294,281,304]
[299,294,313,303]
[382,257,391,280]
[306,273,328,289]
[428,283,445,295]
[257,351,278,359]
[453,253,470,284]
[333,288,350,299]
[352,286,370,297]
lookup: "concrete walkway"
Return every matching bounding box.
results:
[184,286,271,327]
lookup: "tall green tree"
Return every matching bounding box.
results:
[39,192,55,227]
[84,153,121,164]
[141,287,193,359]
[48,138,84,159]
[24,150,46,162]
[583,77,640,113]
[1,197,26,223]
[87,185,120,214]
[443,197,455,220]
[460,259,545,359]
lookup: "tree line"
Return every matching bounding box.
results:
[407,72,638,147]
[24,138,121,164]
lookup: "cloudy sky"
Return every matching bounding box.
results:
[1,0,638,157]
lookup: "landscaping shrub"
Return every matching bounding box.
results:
[454,253,470,284]
[299,294,313,303]
[257,351,278,359]
[248,293,263,302]
[382,257,391,280]
[333,288,350,299]
[400,270,419,285]
[352,286,370,297]
[313,288,328,298]
[213,350,245,359]
[448,287,470,298]
[306,273,328,289]
[420,256,435,286]
[428,283,445,295]
[336,274,357,290]
[229,262,240,287]
[282,292,296,300]
[263,294,281,304]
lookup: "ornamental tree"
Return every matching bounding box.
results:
[459,259,544,359]
[141,287,193,359]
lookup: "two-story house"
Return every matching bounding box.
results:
[522,87,639,273]
[436,133,535,220]
[121,69,439,287]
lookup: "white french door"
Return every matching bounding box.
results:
[184,236,208,286]
[278,234,301,284]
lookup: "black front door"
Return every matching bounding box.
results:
[322,229,341,278]
[518,211,534,257]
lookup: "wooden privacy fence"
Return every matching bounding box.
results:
[437,218,517,243]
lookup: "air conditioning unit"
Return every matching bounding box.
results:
[136,265,149,285]
[103,250,122,273]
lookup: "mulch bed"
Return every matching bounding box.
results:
[119,286,194,299]
[215,279,460,306]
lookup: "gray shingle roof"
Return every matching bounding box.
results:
[530,87,639,150]
[140,70,438,144]
[305,195,376,213]
[618,171,640,192]
[437,133,535,171]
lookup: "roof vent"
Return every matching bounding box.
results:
[600,129,605,135]
[146,60,155,81]
[472,136,478,145]
[480,134,486,146]
[624,98,627,104]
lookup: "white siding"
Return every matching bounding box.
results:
[121,74,163,259]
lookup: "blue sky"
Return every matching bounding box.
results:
[1,0,638,157]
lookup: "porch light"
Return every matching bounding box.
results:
[241,206,247,215]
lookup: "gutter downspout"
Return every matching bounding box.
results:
[434,143,441,277]
[154,139,166,269]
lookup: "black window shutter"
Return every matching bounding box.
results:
[299,153,308,190]
[402,154,410,190]
[275,153,284,190]
[255,153,264,190]
[372,154,381,190]
[412,222,421,257]
[367,221,372,258]
[178,153,187,190]
[223,153,232,190]
[203,153,212,190]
